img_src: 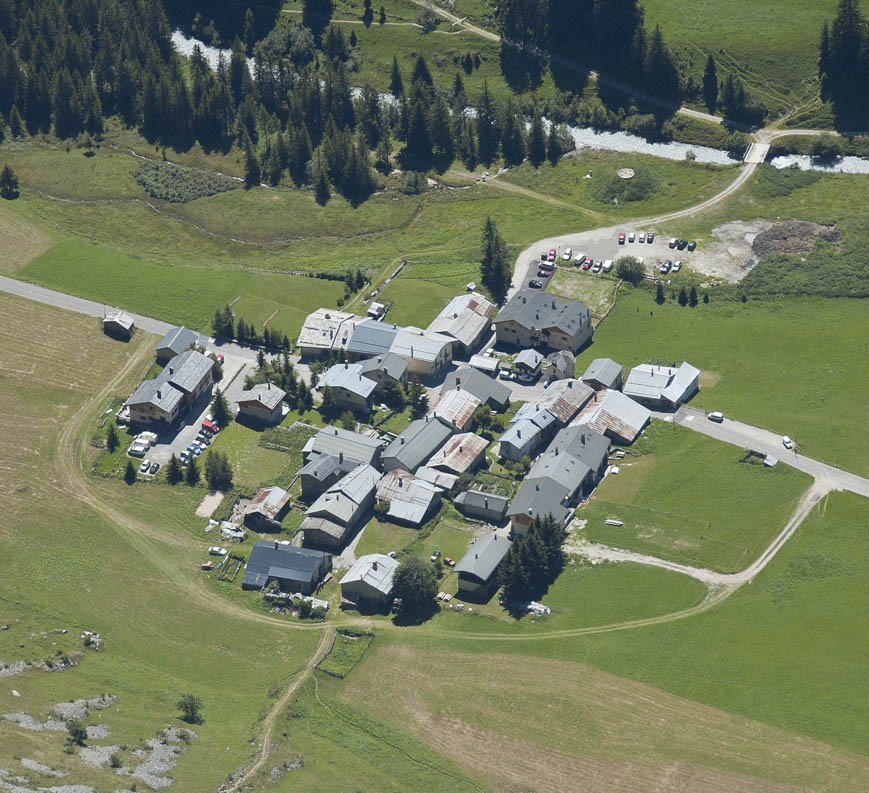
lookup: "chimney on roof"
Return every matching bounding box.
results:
[169,367,174,375]
[156,389,161,399]
[568,380,573,388]
[344,361,348,369]
[552,300,556,309]
[581,433,586,445]
[372,560,378,570]
[339,452,343,464]
[459,445,463,453]
[528,508,533,515]
[517,429,521,439]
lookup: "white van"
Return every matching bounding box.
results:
[601,259,614,272]
[128,442,148,457]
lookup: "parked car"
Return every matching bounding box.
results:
[592,261,603,273]
[537,269,551,278]
[149,462,160,474]
[672,260,682,272]
[628,231,635,242]
[618,233,625,244]
[529,279,543,288]
[707,411,724,423]
[582,259,592,270]
[782,435,794,449]
[128,443,148,458]
[638,232,646,243]
[499,369,515,380]
[659,260,672,274]
[668,238,677,248]
[687,241,697,251]
[208,546,228,556]
[573,252,586,265]
[601,259,614,272]
[430,549,441,562]
[444,557,456,567]
[216,353,225,364]
[548,248,557,261]
[562,247,572,261]
[647,232,655,243]
[139,458,151,473]
[179,451,191,465]
[677,239,688,250]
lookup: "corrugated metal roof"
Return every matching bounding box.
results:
[494,290,591,336]
[245,486,291,520]
[428,388,481,431]
[442,366,511,408]
[415,466,459,490]
[427,432,489,474]
[454,532,511,580]
[339,553,398,595]
[390,326,454,363]
[104,311,135,331]
[309,426,384,465]
[383,417,455,472]
[581,357,622,386]
[534,379,594,424]
[454,490,509,516]
[156,326,197,355]
[426,293,495,349]
[572,390,650,443]
[320,362,378,399]
[469,354,499,373]
[624,362,699,404]
[661,362,701,404]
[346,319,400,357]
[376,469,441,524]
[238,382,285,410]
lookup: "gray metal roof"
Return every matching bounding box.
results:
[238,382,285,411]
[498,410,555,452]
[104,311,134,331]
[428,388,481,431]
[390,326,454,363]
[244,486,291,520]
[454,490,509,516]
[156,326,197,356]
[624,362,699,403]
[298,309,362,353]
[345,319,400,357]
[376,469,441,524]
[383,417,455,472]
[124,377,184,413]
[507,477,573,524]
[581,357,622,387]
[426,293,496,349]
[320,362,378,399]
[339,553,398,595]
[494,290,591,336]
[415,466,459,490]
[515,348,544,369]
[454,532,511,581]
[469,354,499,373]
[358,352,408,381]
[242,542,328,589]
[299,453,356,482]
[309,426,384,465]
[305,464,380,524]
[662,362,701,404]
[442,366,511,408]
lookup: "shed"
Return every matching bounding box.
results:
[340,554,399,607]
[581,358,623,391]
[242,486,292,530]
[103,311,135,339]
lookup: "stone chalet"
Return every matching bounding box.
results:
[236,382,285,424]
[493,291,593,353]
[124,349,213,427]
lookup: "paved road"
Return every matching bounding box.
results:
[669,406,869,497]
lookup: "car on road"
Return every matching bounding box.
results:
[687,241,697,251]
[548,248,557,261]
[782,435,794,449]
[638,232,645,243]
[672,260,682,272]
[707,411,724,423]
[529,279,543,288]
[677,239,688,250]
[628,231,635,243]
[139,458,151,473]
[659,260,671,274]
[149,462,160,475]
[216,353,225,364]
[430,549,441,562]
[573,252,586,265]
[647,232,655,243]
[582,258,592,270]
[562,247,572,261]
[591,261,603,273]
[208,546,228,556]
[668,238,677,248]
[618,233,625,244]
[601,259,614,272]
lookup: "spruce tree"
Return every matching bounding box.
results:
[702,54,718,113]
[480,216,510,301]
[124,460,137,485]
[243,8,256,55]
[314,160,331,205]
[0,162,18,198]
[186,456,200,486]
[703,291,709,304]
[689,285,698,307]
[500,99,525,167]
[546,122,563,166]
[655,281,665,304]
[212,388,232,427]
[106,423,119,453]
[379,5,386,24]
[8,103,22,137]
[428,94,454,170]
[389,56,404,97]
[677,287,688,307]
[244,145,260,189]
[475,81,499,165]
[166,454,183,485]
[527,110,546,167]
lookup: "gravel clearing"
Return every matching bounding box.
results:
[0,661,31,677]
[85,724,109,740]
[78,745,119,769]
[2,713,64,732]
[128,727,196,790]
[53,695,117,721]
[19,760,66,777]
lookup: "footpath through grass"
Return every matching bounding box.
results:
[582,422,812,572]
[576,289,869,476]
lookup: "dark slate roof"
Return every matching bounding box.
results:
[358,352,408,381]
[493,290,591,336]
[383,417,454,472]
[156,326,197,356]
[242,542,328,589]
[454,490,509,517]
[163,349,214,393]
[507,477,573,525]
[441,366,511,407]
[299,453,356,482]
[346,319,400,357]
[455,533,511,581]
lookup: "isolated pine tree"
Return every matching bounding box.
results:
[166,454,183,485]
[0,163,18,198]
[689,285,698,307]
[106,423,119,453]
[528,110,546,167]
[480,216,510,300]
[655,282,665,304]
[702,54,718,112]
[389,56,404,96]
[186,456,200,486]
[212,388,232,427]
[124,460,137,485]
[677,287,688,307]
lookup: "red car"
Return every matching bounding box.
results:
[537,269,550,278]
[547,248,557,262]
[444,557,455,567]
[618,233,626,244]
[582,259,592,270]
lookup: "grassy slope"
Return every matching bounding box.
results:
[575,290,869,476]
[582,422,812,572]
